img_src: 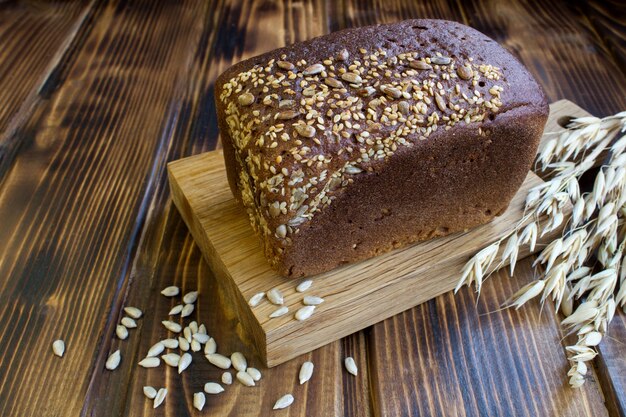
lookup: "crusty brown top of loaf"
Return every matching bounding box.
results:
[215,19,547,265]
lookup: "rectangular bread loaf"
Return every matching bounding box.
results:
[215,19,548,277]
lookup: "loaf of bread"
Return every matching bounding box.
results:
[215,19,548,277]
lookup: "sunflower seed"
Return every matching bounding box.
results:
[295,305,315,321]
[267,288,284,305]
[169,304,183,315]
[435,93,447,112]
[162,320,181,333]
[123,306,143,319]
[238,92,255,106]
[325,77,344,89]
[279,99,294,109]
[249,292,265,307]
[191,340,201,352]
[337,49,349,61]
[380,85,402,99]
[193,392,206,411]
[161,286,179,297]
[204,382,225,394]
[183,291,198,304]
[303,296,324,305]
[456,65,473,80]
[296,280,313,292]
[430,56,451,65]
[178,352,192,374]
[183,326,192,342]
[189,321,199,334]
[277,60,295,71]
[179,336,190,352]
[116,325,128,340]
[303,63,324,76]
[204,337,217,355]
[246,367,262,381]
[193,333,210,344]
[139,357,160,368]
[409,60,432,70]
[222,371,233,385]
[299,361,314,384]
[52,340,65,357]
[341,72,362,84]
[181,304,195,318]
[278,110,299,120]
[147,342,165,358]
[398,100,410,115]
[198,324,207,335]
[273,394,294,410]
[106,350,121,370]
[161,353,180,367]
[161,338,179,349]
[121,317,137,329]
[153,388,167,408]
[236,370,255,386]
[270,306,289,318]
[357,86,376,97]
[294,124,316,138]
[207,353,231,369]
[344,357,357,376]
[143,386,157,399]
[231,352,247,372]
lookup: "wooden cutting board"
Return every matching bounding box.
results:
[167,100,586,367]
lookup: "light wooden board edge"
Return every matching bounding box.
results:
[167,99,587,367]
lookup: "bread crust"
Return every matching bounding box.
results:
[215,19,548,277]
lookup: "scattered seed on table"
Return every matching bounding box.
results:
[153,388,167,408]
[123,306,143,319]
[246,367,262,381]
[303,296,324,306]
[193,392,206,411]
[121,317,137,329]
[204,338,217,355]
[139,357,160,368]
[231,352,247,372]
[222,371,233,385]
[179,337,190,352]
[147,342,164,358]
[116,325,128,340]
[191,340,201,352]
[181,304,195,318]
[273,394,294,410]
[169,304,183,315]
[106,350,121,370]
[344,357,358,376]
[143,386,157,399]
[269,306,289,318]
[296,280,313,292]
[299,361,314,384]
[295,306,315,321]
[162,353,180,367]
[161,286,179,297]
[162,320,182,333]
[248,292,265,307]
[267,288,284,305]
[189,321,199,334]
[206,353,231,369]
[204,382,225,394]
[198,324,207,335]
[161,338,178,349]
[236,371,255,387]
[183,326,192,343]
[183,291,198,304]
[193,333,209,344]
[178,353,192,374]
[52,340,65,357]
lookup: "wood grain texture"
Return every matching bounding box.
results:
[0,0,623,416]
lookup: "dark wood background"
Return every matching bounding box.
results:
[0,1,624,416]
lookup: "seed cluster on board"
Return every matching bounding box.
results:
[220,44,504,266]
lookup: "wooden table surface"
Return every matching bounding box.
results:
[0,1,624,416]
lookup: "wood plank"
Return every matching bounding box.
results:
[368,260,609,417]
[82,1,372,416]
[0,1,214,416]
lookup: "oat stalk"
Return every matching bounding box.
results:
[456,110,626,388]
